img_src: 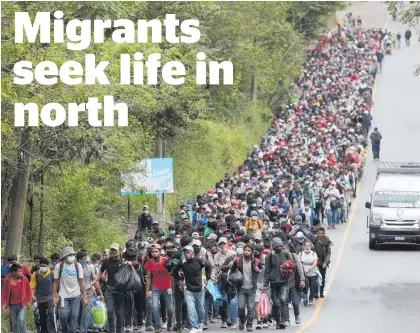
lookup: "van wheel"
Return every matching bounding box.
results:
[369,241,375,250]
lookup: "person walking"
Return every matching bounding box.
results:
[173,246,212,333]
[369,127,382,160]
[30,258,55,333]
[324,181,340,230]
[313,228,332,299]
[298,241,318,306]
[145,244,174,333]
[94,243,124,333]
[137,205,154,240]
[263,238,294,329]
[53,247,88,333]
[2,264,33,333]
[229,245,263,331]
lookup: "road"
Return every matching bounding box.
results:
[298,2,420,333]
[205,2,420,332]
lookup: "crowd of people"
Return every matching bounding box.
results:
[2,21,389,333]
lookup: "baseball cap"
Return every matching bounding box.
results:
[191,239,202,247]
[192,232,200,239]
[110,243,119,250]
[183,246,194,252]
[218,237,228,244]
[207,234,218,240]
[296,231,304,238]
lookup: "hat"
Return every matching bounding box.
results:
[191,239,202,247]
[253,244,264,252]
[143,205,149,210]
[296,232,304,238]
[62,246,76,258]
[218,237,228,244]
[254,232,262,240]
[150,243,161,250]
[207,233,218,240]
[272,237,283,248]
[110,243,120,250]
[183,246,194,252]
[192,232,200,239]
[152,220,159,225]
[236,242,246,248]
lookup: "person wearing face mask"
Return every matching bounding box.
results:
[152,221,168,238]
[2,263,33,333]
[298,241,319,306]
[213,238,237,329]
[173,246,211,333]
[1,255,32,282]
[245,211,263,235]
[133,243,152,331]
[30,258,55,333]
[50,253,61,272]
[263,238,294,329]
[137,205,154,241]
[53,247,87,333]
[229,245,263,331]
[77,251,103,333]
[93,244,124,333]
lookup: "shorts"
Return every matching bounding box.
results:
[255,287,271,303]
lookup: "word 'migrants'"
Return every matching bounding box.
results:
[15,11,201,51]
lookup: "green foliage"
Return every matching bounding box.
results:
[1,1,343,258]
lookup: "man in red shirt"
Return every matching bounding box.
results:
[344,147,360,166]
[145,244,174,333]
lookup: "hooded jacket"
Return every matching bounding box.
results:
[313,236,332,266]
[2,274,33,308]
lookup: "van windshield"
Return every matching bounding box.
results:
[373,191,420,208]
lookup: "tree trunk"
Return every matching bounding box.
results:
[38,172,45,255]
[1,167,18,223]
[4,129,32,263]
[251,69,257,103]
[27,187,34,258]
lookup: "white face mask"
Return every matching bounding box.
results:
[66,255,75,264]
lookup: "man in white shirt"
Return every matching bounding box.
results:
[323,181,340,229]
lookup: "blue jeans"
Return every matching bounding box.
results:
[287,288,301,319]
[327,209,338,227]
[340,204,348,223]
[237,288,255,326]
[10,304,27,333]
[79,293,93,333]
[184,290,205,329]
[151,287,173,328]
[58,295,81,333]
[271,283,289,324]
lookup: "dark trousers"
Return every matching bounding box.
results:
[134,288,152,328]
[318,265,327,295]
[174,287,187,329]
[304,276,318,302]
[372,144,380,159]
[105,287,125,333]
[287,288,301,319]
[237,288,255,326]
[124,291,134,327]
[271,283,289,324]
[38,300,55,333]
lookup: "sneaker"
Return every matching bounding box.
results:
[133,327,139,331]
[155,329,162,333]
[146,327,154,332]
[162,323,167,330]
[238,324,245,331]
[320,293,325,298]
[197,325,203,333]
[283,321,290,328]
[167,326,173,332]
[189,329,198,333]
[210,319,218,324]
[314,295,319,299]
[288,303,293,309]
[202,325,208,331]
[176,327,182,333]
[327,226,332,229]
[308,300,314,305]
[295,316,301,325]
[247,326,253,332]
[332,225,336,229]
[262,323,268,329]
[231,325,238,330]
[275,324,285,330]
[221,322,228,329]
[255,322,262,330]
[279,323,286,329]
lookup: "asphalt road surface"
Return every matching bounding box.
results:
[207,2,420,333]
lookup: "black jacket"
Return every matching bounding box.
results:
[173,257,211,292]
[313,236,332,266]
[370,131,382,144]
[263,250,293,286]
[138,213,153,233]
